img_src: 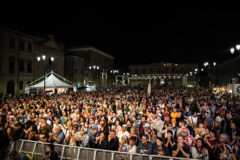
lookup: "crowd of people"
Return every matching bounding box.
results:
[0,86,240,160]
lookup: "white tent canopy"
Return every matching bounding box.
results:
[25,71,74,94]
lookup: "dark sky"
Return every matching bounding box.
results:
[1,8,240,69]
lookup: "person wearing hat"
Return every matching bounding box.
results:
[141,123,151,139]
[152,114,164,137]
[117,124,130,142]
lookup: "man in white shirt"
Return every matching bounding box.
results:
[65,125,81,146]
[117,124,130,142]
[152,114,164,136]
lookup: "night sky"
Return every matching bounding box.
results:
[1,8,240,70]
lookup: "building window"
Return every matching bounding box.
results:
[18,59,25,72]
[9,38,16,49]
[27,60,32,73]
[20,41,25,51]
[28,43,32,52]
[9,57,15,74]
[19,81,23,90]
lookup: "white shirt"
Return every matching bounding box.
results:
[66,130,81,146]
[117,130,130,142]
[188,116,198,125]
[128,145,137,153]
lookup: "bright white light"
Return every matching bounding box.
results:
[195,68,198,72]
[186,74,189,76]
[97,66,99,70]
[194,71,197,74]
[230,48,235,54]
[93,65,96,69]
[110,70,112,73]
[89,66,92,70]
[236,44,240,51]
[160,80,165,85]
[190,72,192,76]
[204,62,209,67]
[51,57,54,62]
[37,57,41,62]
[201,68,204,71]
[213,62,216,66]
[42,55,46,61]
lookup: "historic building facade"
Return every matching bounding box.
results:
[210,56,240,87]
[0,26,35,95]
[128,62,198,86]
[0,26,65,95]
[66,47,115,89]
[34,35,65,78]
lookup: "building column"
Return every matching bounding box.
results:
[182,75,187,86]
[115,75,117,87]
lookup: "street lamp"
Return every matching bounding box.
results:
[236,44,240,51]
[37,55,54,93]
[89,65,100,87]
[213,62,216,66]
[230,48,235,54]
[42,55,46,61]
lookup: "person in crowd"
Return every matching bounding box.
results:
[108,130,119,151]
[88,118,98,148]
[44,144,58,160]
[150,128,158,144]
[118,136,129,152]
[128,136,137,153]
[153,137,169,157]
[191,138,209,159]
[49,125,65,144]
[181,127,195,150]
[117,124,130,142]
[95,131,108,149]
[172,136,190,158]
[0,86,239,159]
[79,127,89,147]
[137,135,153,154]
[203,129,217,159]
[164,130,175,156]
[170,107,178,126]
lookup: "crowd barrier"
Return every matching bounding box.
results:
[9,139,200,160]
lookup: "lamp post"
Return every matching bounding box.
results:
[37,55,54,93]
[110,70,119,87]
[89,65,99,89]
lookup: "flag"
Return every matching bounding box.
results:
[147,83,151,96]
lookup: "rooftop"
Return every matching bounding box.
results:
[67,46,114,60]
